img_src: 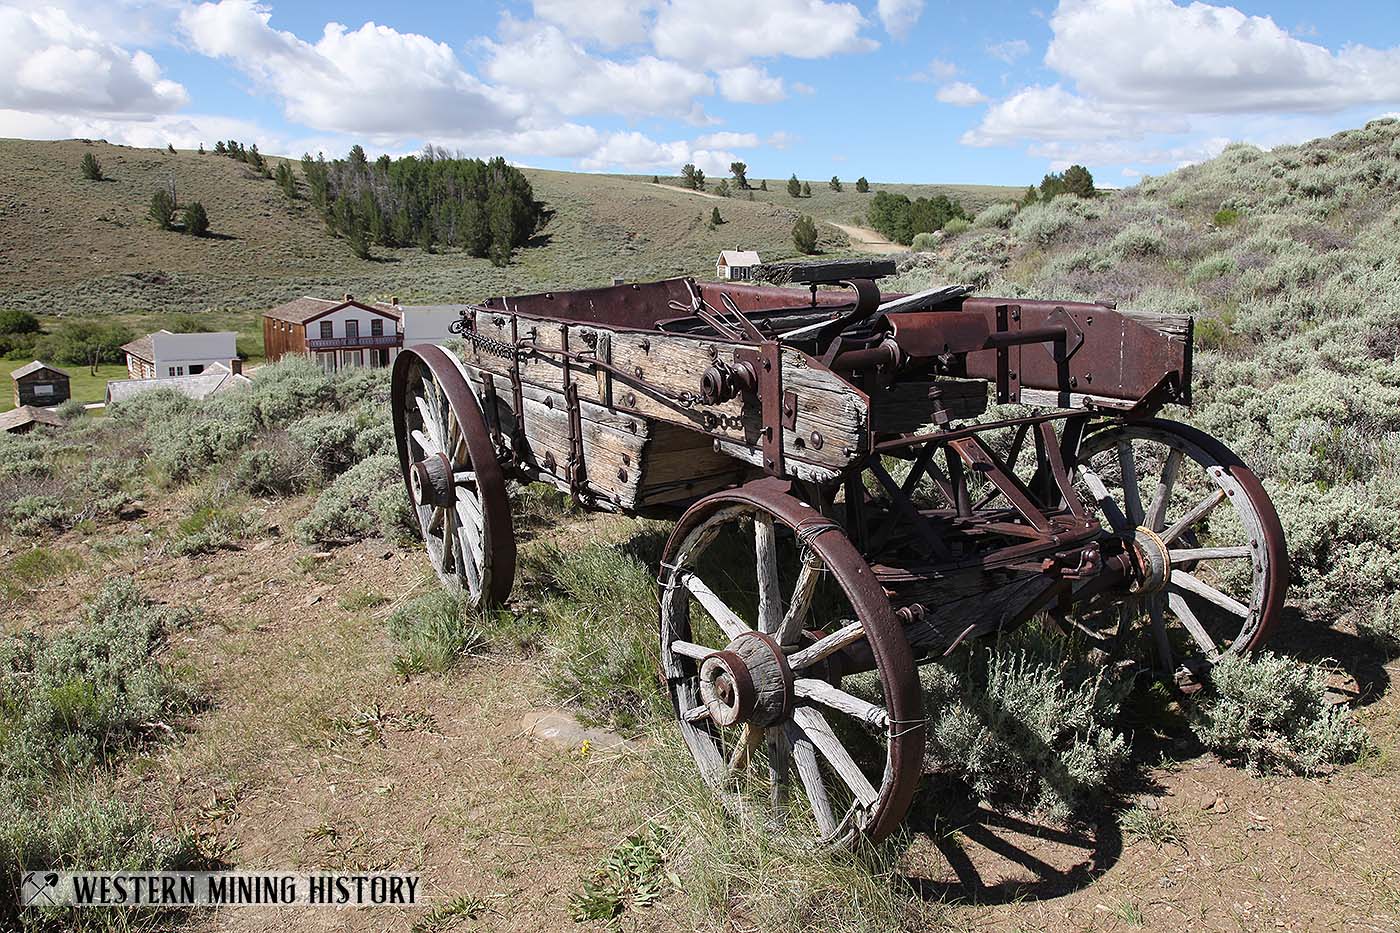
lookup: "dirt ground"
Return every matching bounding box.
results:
[6,493,1399,933]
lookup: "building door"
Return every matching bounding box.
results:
[374,348,390,368]
[317,351,337,373]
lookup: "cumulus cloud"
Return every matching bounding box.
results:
[694,131,760,148]
[481,20,711,118]
[0,6,187,116]
[1047,0,1400,113]
[716,65,787,103]
[963,85,1172,146]
[987,38,1030,63]
[877,0,924,38]
[180,0,524,136]
[936,82,988,106]
[576,130,736,174]
[906,58,958,82]
[652,0,875,69]
[529,0,655,47]
[0,107,285,151]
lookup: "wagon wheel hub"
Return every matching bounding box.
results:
[409,452,455,507]
[698,631,793,728]
[1128,525,1171,594]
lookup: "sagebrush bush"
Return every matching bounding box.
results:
[920,628,1130,823]
[910,232,940,250]
[973,201,1018,229]
[1110,223,1166,259]
[1191,652,1368,774]
[8,494,68,535]
[941,217,971,236]
[1010,195,1099,246]
[296,454,410,546]
[1358,592,1400,655]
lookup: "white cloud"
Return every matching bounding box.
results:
[0,107,286,152]
[936,82,988,106]
[481,21,711,118]
[906,58,958,82]
[987,38,1030,63]
[963,85,1170,146]
[180,0,524,137]
[530,0,655,47]
[716,65,786,103]
[694,131,759,148]
[0,7,187,116]
[877,0,924,38]
[575,130,736,174]
[1047,0,1400,113]
[765,130,799,149]
[652,0,876,69]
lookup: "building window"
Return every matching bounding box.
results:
[346,320,359,339]
[189,364,204,375]
[320,321,333,339]
[371,319,383,337]
[167,367,176,377]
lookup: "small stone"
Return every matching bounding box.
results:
[1200,794,1217,810]
[521,711,640,754]
[306,594,323,607]
[380,548,393,560]
[1140,797,1160,811]
[312,551,333,561]
[253,540,275,552]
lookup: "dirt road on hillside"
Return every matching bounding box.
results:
[828,221,909,254]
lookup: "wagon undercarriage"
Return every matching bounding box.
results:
[390,260,1288,848]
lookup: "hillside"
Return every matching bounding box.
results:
[641,173,1022,230]
[0,139,850,316]
[891,117,1400,645]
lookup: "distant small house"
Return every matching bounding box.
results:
[122,330,240,380]
[717,250,762,281]
[395,301,472,347]
[0,405,64,434]
[10,361,70,408]
[105,363,252,406]
[263,294,403,372]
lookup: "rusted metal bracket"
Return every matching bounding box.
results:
[734,341,785,476]
[508,315,526,451]
[481,373,504,454]
[564,381,587,504]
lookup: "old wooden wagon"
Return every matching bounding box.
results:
[390,259,1287,848]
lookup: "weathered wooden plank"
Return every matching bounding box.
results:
[869,379,988,434]
[461,309,867,473]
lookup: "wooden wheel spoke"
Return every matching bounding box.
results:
[682,704,711,723]
[754,514,782,635]
[767,727,791,823]
[682,572,751,640]
[1162,488,1226,544]
[1148,596,1173,674]
[1117,441,1144,526]
[775,556,821,647]
[785,721,838,837]
[1170,570,1250,618]
[729,723,763,773]
[410,428,443,459]
[1169,546,1251,563]
[791,706,879,809]
[1167,591,1220,660]
[793,678,888,729]
[788,620,865,670]
[1144,447,1183,532]
[669,639,717,661]
[1079,466,1130,533]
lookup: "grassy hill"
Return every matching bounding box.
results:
[0,139,855,318]
[643,173,1023,229]
[890,117,1400,641]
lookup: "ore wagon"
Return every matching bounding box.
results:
[390,259,1287,848]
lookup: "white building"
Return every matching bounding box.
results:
[106,363,252,405]
[397,303,471,346]
[716,250,762,281]
[121,330,240,380]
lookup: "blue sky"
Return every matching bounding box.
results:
[2,0,1399,186]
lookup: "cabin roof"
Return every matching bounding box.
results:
[10,361,69,380]
[0,405,64,433]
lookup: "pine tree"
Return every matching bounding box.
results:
[167,143,176,154]
[488,192,517,267]
[801,181,811,197]
[275,162,297,199]
[80,153,103,181]
[792,215,818,254]
[759,179,768,191]
[716,179,730,197]
[855,176,869,193]
[651,175,660,184]
[711,206,723,226]
[829,176,842,192]
[198,142,205,155]
[148,189,175,230]
[730,161,748,189]
[1021,185,1039,206]
[213,141,227,155]
[182,201,210,237]
[787,174,801,197]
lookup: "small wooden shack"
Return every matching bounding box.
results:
[10,361,70,408]
[0,405,64,434]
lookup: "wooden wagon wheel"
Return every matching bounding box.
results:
[1068,418,1288,676]
[658,480,924,849]
[392,345,516,607]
